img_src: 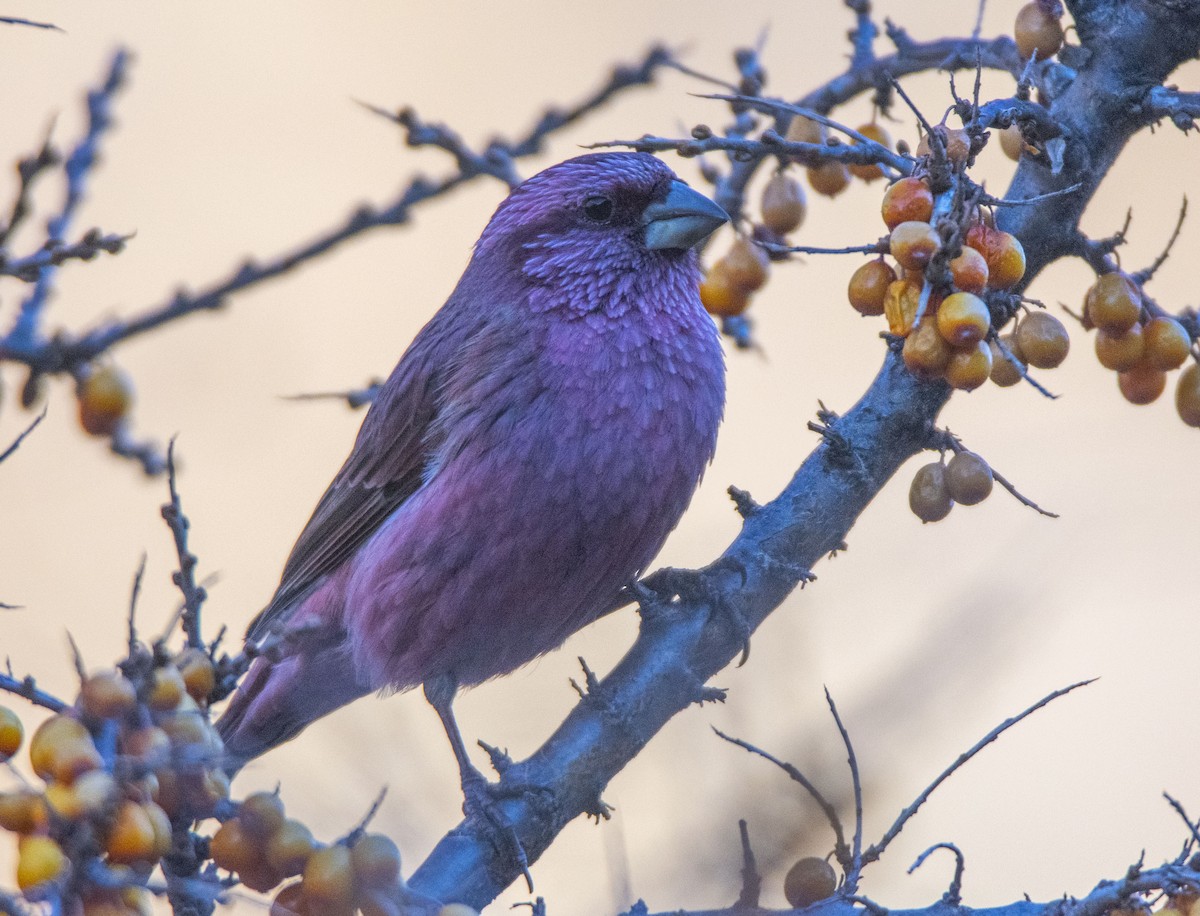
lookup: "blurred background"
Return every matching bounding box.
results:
[1,2,1197,913]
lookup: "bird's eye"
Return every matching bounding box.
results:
[582,195,614,222]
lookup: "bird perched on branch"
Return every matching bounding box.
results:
[218,152,727,801]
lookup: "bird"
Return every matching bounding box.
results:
[217,152,728,799]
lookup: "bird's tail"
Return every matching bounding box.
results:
[217,648,368,775]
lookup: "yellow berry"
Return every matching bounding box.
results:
[78,364,134,437]
[0,706,24,761]
[1015,311,1070,368]
[902,320,952,379]
[945,340,994,391]
[350,833,402,890]
[721,237,770,292]
[106,799,158,865]
[211,818,261,874]
[917,126,970,165]
[17,835,68,891]
[79,671,138,721]
[949,246,989,294]
[989,335,1026,387]
[120,726,171,767]
[848,123,892,182]
[847,260,896,316]
[936,292,991,347]
[177,649,217,703]
[0,791,50,834]
[1142,316,1191,370]
[910,463,953,523]
[783,856,837,908]
[148,666,186,712]
[999,123,1026,161]
[240,791,287,839]
[29,714,102,783]
[1014,1,1064,60]
[699,261,751,318]
[760,172,807,235]
[889,221,941,272]
[1176,363,1200,427]
[1094,325,1145,372]
[1086,273,1142,333]
[267,819,318,877]
[303,845,356,913]
[883,277,924,337]
[1118,365,1166,405]
[785,115,825,145]
[807,161,851,197]
[945,452,993,505]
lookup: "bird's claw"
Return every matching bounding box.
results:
[459,770,536,891]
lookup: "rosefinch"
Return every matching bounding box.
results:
[218,153,727,794]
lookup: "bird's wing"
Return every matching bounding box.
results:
[245,312,459,643]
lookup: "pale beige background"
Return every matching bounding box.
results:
[1,3,1197,914]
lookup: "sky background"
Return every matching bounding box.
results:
[1,3,1198,914]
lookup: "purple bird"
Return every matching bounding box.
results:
[218,152,727,797]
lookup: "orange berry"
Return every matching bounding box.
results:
[267,819,318,877]
[1176,363,1200,427]
[760,173,807,235]
[989,335,1026,387]
[881,177,933,230]
[1014,1,1064,60]
[785,115,825,145]
[211,818,261,874]
[699,261,751,318]
[936,292,991,347]
[0,706,23,761]
[902,320,952,379]
[889,221,941,272]
[106,800,158,865]
[184,768,230,819]
[1118,365,1166,405]
[46,770,116,820]
[945,452,993,505]
[1142,316,1191,370]
[240,791,287,840]
[17,835,67,891]
[1015,311,1070,368]
[884,277,924,337]
[79,671,138,721]
[783,856,838,908]
[945,340,994,390]
[271,883,308,916]
[239,860,286,894]
[78,364,134,437]
[0,791,49,834]
[148,665,186,712]
[1094,325,1145,372]
[917,126,970,165]
[999,124,1026,161]
[303,845,356,913]
[807,161,851,197]
[722,237,770,291]
[350,833,402,890]
[910,463,953,523]
[1086,273,1142,333]
[949,246,989,293]
[30,714,102,783]
[847,260,896,316]
[177,649,217,703]
[849,123,891,182]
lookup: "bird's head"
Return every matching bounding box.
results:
[475,152,728,317]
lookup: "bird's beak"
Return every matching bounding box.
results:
[642,181,728,250]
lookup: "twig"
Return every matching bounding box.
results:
[0,229,130,280]
[1131,196,1188,285]
[161,439,206,649]
[864,680,1095,865]
[282,380,383,410]
[0,133,59,247]
[991,465,1059,518]
[826,689,865,892]
[0,669,69,713]
[908,842,966,905]
[0,408,46,464]
[341,787,389,845]
[1138,85,1200,132]
[712,728,850,867]
[735,820,761,909]
[128,554,147,658]
[0,15,62,31]
[1164,794,1200,850]
[772,241,888,256]
[8,50,129,349]
[984,182,1083,207]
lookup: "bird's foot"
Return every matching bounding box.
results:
[458,765,544,892]
[639,560,757,664]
